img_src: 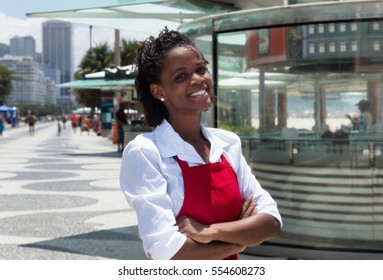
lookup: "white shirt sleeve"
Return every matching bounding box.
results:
[119,135,186,260]
[214,129,282,227]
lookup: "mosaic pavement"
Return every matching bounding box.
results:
[0,121,146,260]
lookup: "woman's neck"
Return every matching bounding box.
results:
[168,114,210,163]
[168,115,202,142]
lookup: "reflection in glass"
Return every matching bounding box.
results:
[217,22,383,137]
[216,21,383,255]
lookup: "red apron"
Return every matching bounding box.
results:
[175,154,243,260]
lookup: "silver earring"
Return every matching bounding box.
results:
[160,97,165,102]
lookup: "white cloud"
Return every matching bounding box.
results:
[0,13,45,51]
[0,13,146,73]
[73,25,147,71]
[72,25,116,70]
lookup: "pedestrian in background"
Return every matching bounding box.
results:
[70,114,78,133]
[0,117,4,136]
[79,115,90,135]
[119,28,282,260]
[61,114,67,129]
[356,99,373,133]
[115,103,128,152]
[26,110,36,136]
[57,120,62,136]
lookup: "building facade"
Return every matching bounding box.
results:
[9,36,36,60]
[0,56,56,105]
[42,20,74,106]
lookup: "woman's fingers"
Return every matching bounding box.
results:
[239,196,257,219]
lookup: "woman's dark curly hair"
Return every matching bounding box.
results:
[134,27,208,127]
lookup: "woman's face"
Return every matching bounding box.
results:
[151,46,213,117]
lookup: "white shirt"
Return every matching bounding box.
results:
[119,120,282,260]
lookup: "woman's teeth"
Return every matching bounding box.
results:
[190,89,206,97]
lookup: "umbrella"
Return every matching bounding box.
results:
[26,1,235,34]
[0,105,15,113]
[57,78,135,90]
[57,65,136,90]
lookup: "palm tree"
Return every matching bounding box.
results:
[74,42,114,111]
[73,39,139,112]
[120,39,139,66]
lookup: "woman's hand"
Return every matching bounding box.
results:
[176,195,257,244]
[176,216,214,244]
[239,195,257,219]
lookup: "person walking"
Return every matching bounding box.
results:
[119,28,282,260]
[60,114,67,129]
[0,117,4,136]
[57,120,62,136]
[70,114,78,133]
[26,110,36,136]
[115,103,128,152]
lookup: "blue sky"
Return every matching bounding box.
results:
[0,0,146,70]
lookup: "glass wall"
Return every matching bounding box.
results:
[180,1,383,259]
[217,23,383,137]
[217,22,383,257]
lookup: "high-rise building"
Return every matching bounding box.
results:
[0,56,56,105]
[42,20,74,106]
[9,36,36,60]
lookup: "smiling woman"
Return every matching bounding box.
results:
[149,45,213,125]
[119,27,282,260]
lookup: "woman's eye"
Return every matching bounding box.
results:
[175,73,187,82]
[197,67,207,75]
[174,67,207,82]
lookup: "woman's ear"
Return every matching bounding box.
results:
[150,83,165,102]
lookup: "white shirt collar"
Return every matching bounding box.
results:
[153,120,230,163]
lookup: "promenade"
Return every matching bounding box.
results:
[0,121,146,260]
[0,121,261,260]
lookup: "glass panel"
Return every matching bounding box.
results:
[217,20,383,254]
[217,22,383,144]
[194,35,214,127]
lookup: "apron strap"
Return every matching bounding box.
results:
[174,156,189,169]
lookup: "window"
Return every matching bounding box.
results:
[329,42,336,52]
[318,24,325,33]
[328,23,335,33]
[309,25,315,34]
[309,43,315,54]
[351,41,358,52]
[319,43,325,53]
[340,42,347,52]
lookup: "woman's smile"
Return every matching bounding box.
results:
[189,87,209,97]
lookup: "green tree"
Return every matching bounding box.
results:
[74,39,139,111]
[0,65,14,104]
[74,42,114,111]
[120,39,139,66]
[0,43,9,57]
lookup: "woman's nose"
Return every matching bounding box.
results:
[190,72,204,85]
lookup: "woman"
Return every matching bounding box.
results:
[119,27,282,260]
